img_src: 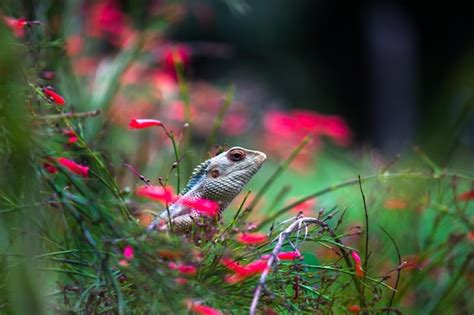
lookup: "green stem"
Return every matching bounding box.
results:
[204,85,235,156]
[248,136,310,212]
[259,171,474,227]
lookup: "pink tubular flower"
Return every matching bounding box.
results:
[129,118,162,129]
[135,185,177,205]
[179,198,219,217]
[236,232,268,245]
[63,129,78,144]
[57,157,89,177]
[43,87,65,105]
[221,258,268,283]
[3,16,27,37]
[457,189,474,201]
[123,245,134,260]
[186,300,223,315]
[277,251,302,261]
[168,262,197,275]
[351,251,364,277]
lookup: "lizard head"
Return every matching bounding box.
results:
[183,147,266,203]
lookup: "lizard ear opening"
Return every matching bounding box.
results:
[210,169,220,178]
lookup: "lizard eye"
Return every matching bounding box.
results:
[210,169,220,178]
[228,149,246,162]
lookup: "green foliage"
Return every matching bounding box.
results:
[0,3,473,315]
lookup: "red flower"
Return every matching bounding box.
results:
[57,157,89,177]
[86,0,126,43]
[351,251,364,277]
[277,251,302,261]
[221,258,268,283]
[348,305,361,314]
[457,189,474,201]
[43,162,58,174]
[135,185,177,205]
[168,262,197,275]
[123,245,134,260]
[236,232,268,245]
[179,198,219,217]
[63,129,78,144]
[129,118,162,129]
[186,300,223,315]
[3,16,27,37]
[162,45,191,79]
[43,87,65,105]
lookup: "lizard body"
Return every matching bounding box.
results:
[147,147,266,232]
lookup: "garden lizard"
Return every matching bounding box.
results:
[147,147,267,232]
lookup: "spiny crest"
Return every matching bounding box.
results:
[179,159,211,195]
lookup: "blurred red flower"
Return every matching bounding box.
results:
[123,245,134,260]
[86,0,127,45]
[152,70,178,100]
[186,300,223,315]
[162,44,191,79]
[63,129,78,144]
[236,232,268,245]
[43,162,58,174]
[129,118,163,129]
[3,16,27,37]
[277,251,302,261]
[288,198,316,216]
[179,198,220,217]
[135,185,177,204]
[347,304,361,314]
[43,87,65,105]
[66,35,83,56]
[262,109,351,169]
[221,258,268,283]
[57,158,89,177]
[168,262,197,275]
[457,189,474,201]
[351,251,364,277]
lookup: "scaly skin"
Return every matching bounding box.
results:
[147,147,267,232]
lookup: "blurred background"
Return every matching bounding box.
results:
[3,0,474,161]
[171,1,474,157]
[1,1,473,313]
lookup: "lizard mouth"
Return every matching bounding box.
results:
[246,150,266,168]
[254,152,267,165]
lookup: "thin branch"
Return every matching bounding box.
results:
[380,227,402,315]
[259,171,474,228]
[249,217,328,315]
[34,110,101,122]
[358,175,369,272]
